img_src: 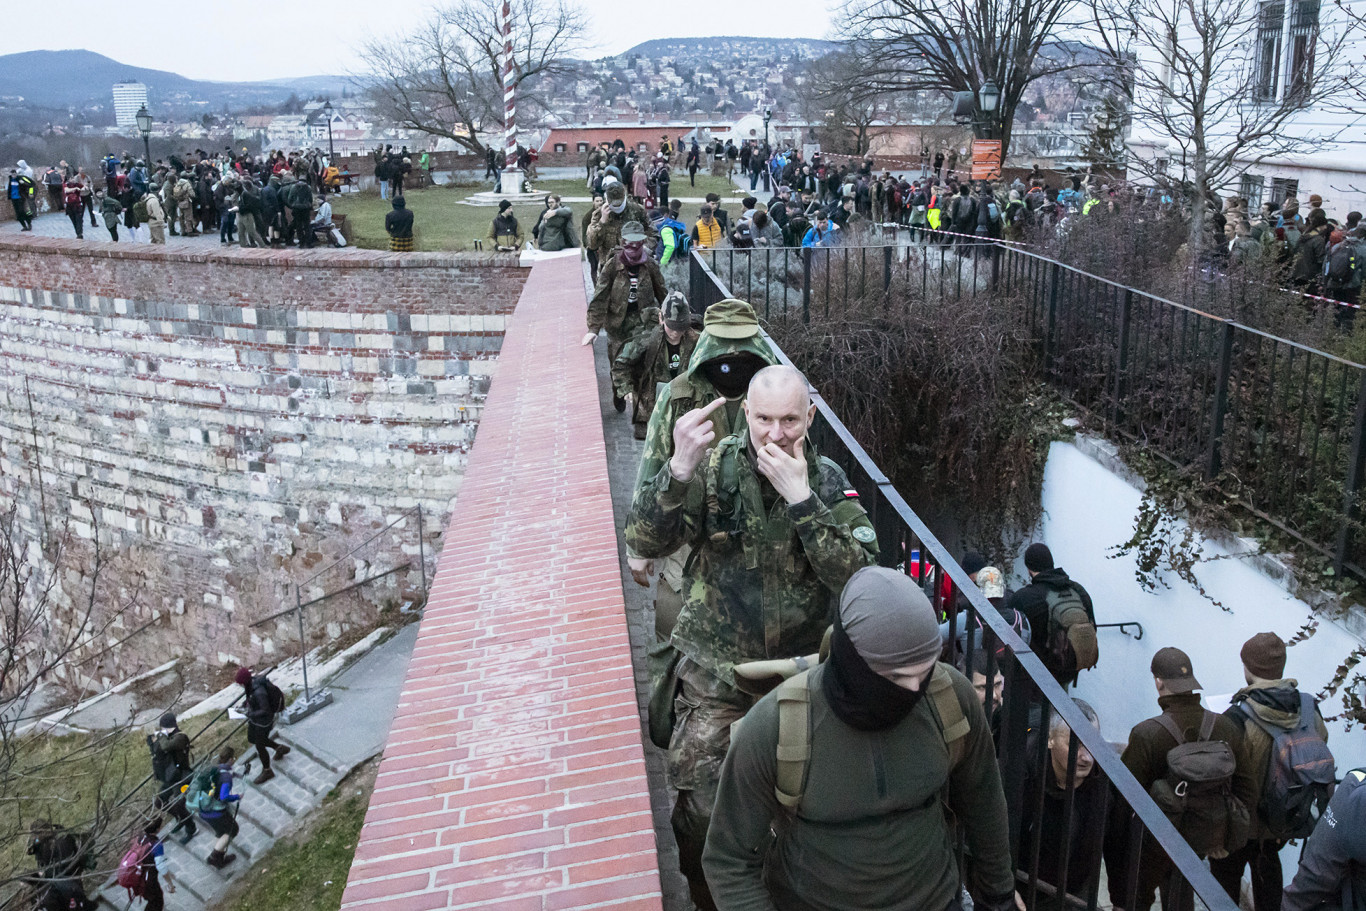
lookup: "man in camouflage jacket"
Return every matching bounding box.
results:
[625,364,879,911]
[611,292,700,440]
[586,180,657,263]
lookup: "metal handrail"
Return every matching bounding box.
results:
[689,248,1240,911]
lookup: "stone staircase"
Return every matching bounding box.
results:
[95,731,351,911]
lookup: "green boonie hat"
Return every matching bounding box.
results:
[662,291,691,330]
[703,298,759,339]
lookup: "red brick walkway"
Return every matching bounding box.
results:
[340,255,664,911]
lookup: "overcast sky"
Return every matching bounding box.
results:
[0,0,837,82]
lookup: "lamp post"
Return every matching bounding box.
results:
[763,107,772,148]
[322,100,335,159]
[977,81,1000,140]
[135,104,152,171]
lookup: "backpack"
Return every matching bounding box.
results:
[761,662,971,814]
[63,185,82,207]
[656,218,688,260]
[263,677,286,714]
[184,766,224,814]
[1241,693,1336,839]
[731,222,755,249]
[148,732,189,785]
[987,201,1001,223]
[1328,244,1358,284]
[1043,584,1098,682]
[115,836,153,900]
[1149,712,1250,858]
[133,198,148,223]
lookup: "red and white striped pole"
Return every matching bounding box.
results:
[502,0,517,168]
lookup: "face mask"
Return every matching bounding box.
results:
[609,198,627,214]
[701,356,760,399]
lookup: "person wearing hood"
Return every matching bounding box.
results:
[148,712,197,843]
[625,298,777,645]
[612,291,700,440]
[627,365,879,911]
[703,567,1018,911]
[583,220,666,374]
[586,180,657,265]
[1005,543,1095,686]
[385,195,414,252]
[1210,633,1332,911]
[533,195,577,251]
[489,199,524,252]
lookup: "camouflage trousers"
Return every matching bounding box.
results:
[670,656,755,911]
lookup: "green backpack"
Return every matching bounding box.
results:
[1043,585,1098,683]
[183,766,224,814]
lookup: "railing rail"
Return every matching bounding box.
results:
[695,239,1366,580]
[691,248,1238,911]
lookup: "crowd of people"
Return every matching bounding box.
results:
[7,148,348,248]
[576,216,1361,908]
[23,665,291,911]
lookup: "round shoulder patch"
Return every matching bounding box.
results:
[852,526,877,543]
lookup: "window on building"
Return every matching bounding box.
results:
[1240,174,1265,209]
[577,141,589,152]
[554,143,567,153]
[1286,0,1319,99]
[1269,177,1299,205]
[638,142,649,151]
[1254,1,1285,101]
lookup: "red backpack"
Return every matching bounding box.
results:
[62,185,82,208]
[115,835,154,900]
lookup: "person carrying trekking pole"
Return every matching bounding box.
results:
[187,747,242,870]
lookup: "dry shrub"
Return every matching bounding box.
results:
[768,274,1061,558]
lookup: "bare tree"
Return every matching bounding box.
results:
[838,0,1093,160]
[1091,0,1361,249]
[356,0,589,156]
[799,50,897,155]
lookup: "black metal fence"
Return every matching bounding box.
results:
[691,248,1241,911]
[695,241,1366,580]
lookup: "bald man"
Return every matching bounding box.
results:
[627,364,881,911]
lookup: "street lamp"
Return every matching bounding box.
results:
[977,81,1000,139]
[135,104,152,170]
[322,100,335,159]
[763,107,772,148]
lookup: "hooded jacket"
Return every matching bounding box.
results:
[1225,679,1330,840]
[1005,567,1094,676]
[627,307,779,510]
[385,197,414,238]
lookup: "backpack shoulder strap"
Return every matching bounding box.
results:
[1197,710,1216,742]
[1154,713,1187,745]
[927,663,971,768]
[774,670,812,811]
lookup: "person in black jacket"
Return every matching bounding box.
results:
[234,667,289,784]
[386,196,415,252]
[1005,543,1094,687]
[149,712,197,843]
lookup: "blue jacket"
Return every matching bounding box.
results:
[802,224,839,248]
[198,765,241,819]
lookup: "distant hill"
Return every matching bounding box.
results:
[618,36,838,60]
[0,50,348,108]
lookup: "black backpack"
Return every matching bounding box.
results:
[1241,693,1336,839]
[1149,712,1250,858]
[147,732,189,785]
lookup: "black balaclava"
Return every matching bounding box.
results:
[701,353,766,399]
[822,566,945,731]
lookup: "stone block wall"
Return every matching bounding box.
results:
[0,236,529,690]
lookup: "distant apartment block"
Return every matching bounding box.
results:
[112,82,148,128]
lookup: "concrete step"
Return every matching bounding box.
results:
[275,732,350,776]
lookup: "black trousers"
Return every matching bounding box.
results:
[1210,838,1286,911]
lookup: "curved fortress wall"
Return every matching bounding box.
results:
[0,238,528,688]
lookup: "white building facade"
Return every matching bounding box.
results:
[112,82,148,128]
[1126,0,1366,216]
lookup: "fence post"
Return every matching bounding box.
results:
[989,242,1001,291]
[296,584,311,703]
[689,251,700,312]
[802,248,813,325]
[1205,323,1235,479]
[1335,371,1366,575]
[883,245,893,299]
[1044,261,1061,372]
[417,503,428,596]
[1113,289,1133,426]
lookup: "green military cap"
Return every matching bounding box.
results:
[663,291,692,330]
[703,298,760,339]
[621,220,647,242]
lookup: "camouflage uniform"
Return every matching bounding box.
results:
[588,250,667,364]
[628,299,778,640]
[586,197,657,262]
[611,316,700,435]
[626,419,879,911]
